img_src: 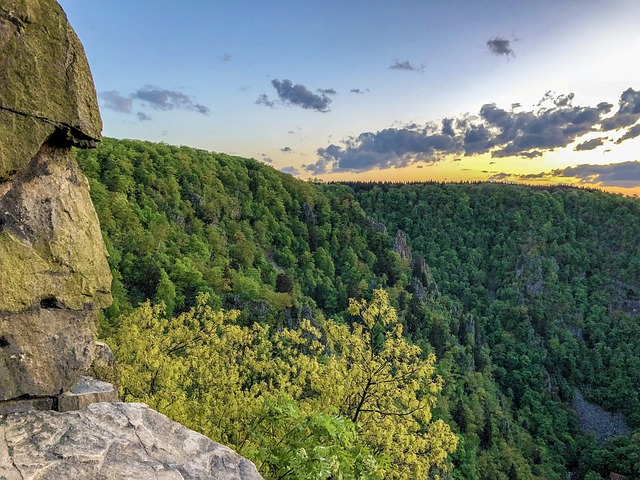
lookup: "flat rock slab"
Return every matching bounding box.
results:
[56,376,119,412]
[0,402,263,480]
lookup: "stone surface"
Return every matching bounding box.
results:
[573,389,630,442]
[0,402,264,480]
[0,0,111,401]
[0,0,102,180]
[0,145,112,400]
[56,376,119,412]
[393,229,412,263]
[0,397,54,416]
[86,341,121,391]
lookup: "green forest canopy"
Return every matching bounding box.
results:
[76,138,640,479]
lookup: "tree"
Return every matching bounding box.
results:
[303,290,459,479]
[109,291,458,480]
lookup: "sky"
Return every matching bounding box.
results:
[58,0,640,195]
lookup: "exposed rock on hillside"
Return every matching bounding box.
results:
[573,390,630,442]
[0,402,263,480]
[0,0,110,401]
[393,229,412,263]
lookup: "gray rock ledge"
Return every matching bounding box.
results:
[0,402,263,480]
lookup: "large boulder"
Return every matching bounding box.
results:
[0,0,111,401]
[0,402,263,480]
[0,0,102,180]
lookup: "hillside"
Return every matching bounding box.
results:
[75,138,640,479]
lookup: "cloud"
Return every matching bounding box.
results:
[479,97,608,158]
[554,93,575,107]
[317,88,337,95]
[601,88,640,130]
[260,153,273,163]
[389,59,425,72]
[304,87,640,174]
[574,137,606,151]
[350,88,369,94]
[616,123,640,143]
[487,37,515,57]
[270,79,332,112]
[312,127,460,173]
[551,161,640,188]
[255,94,276,108]
[137,112,151,121]
[280,166,301,176]
[281,146,293,153]
[220,53,232,62]
[489,172,510,181]
[132,86,209,114]
[99,90,133,113]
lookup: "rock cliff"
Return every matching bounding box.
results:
[0,0,111,401]
[0,1,263,478]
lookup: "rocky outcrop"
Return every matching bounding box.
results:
[0,0,102,180]
[573,390,630,442]
[393,229,412,263]
[0,0,111,401]
[0,3,264,479]
[0,402,263,480]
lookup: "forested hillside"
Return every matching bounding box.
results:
[344,182,640,478]
[75,138,639,479]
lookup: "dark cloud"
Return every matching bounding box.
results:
[489,173,510,181]
[132,86,209,114]
[601,88,640,130]
[479,97,606,158]
[350,88,369,94]
[281,146,293,153]
[317,88,337,95]
[616,123,640,143]
[220,53,232,62]
[441,118,455,136]
[487,37,514,57]
[270,79,332,112]
[255,94,276,108]
[389,59,425,72]
[574,137,606,151]
[137,112,151,122]
[551,161,640,187]
[99,90,133,113]
[280,166,301,176]
[554,93,575,107]
[304,87,640,175]
[463,124,494,154]
[313,127,460,173]
[260,153,273,164]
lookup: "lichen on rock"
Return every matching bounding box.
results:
[0,0,111,401]
[0,0,102,181]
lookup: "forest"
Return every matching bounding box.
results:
[75,138,640,479]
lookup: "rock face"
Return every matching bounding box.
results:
[0,0,102,180]
[393,229,412,263]
[573,390,630,442]
[0,0,111,401]
[0,402,263,480]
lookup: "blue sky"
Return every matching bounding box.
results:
[59,0,640,194]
